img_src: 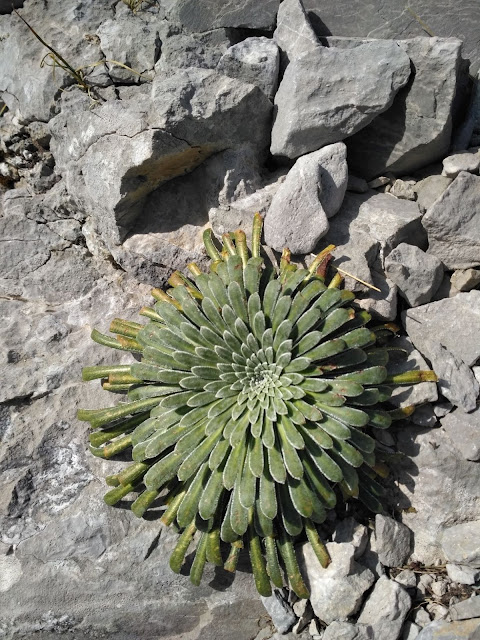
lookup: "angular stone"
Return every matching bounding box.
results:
[394,569,417,589]
[355,271,398,321]
[375,515,412,567]
[422,172,480,269]
[96,10,160,83]
[393,426,480,566]
[414,175,453,213]
[210,172,286,239]
[167,0,280,32]
[450,596,480,621]
[326,192,425,269]
[347,38,462,179]
[450,269,480,292]
[404,292,480,410]
[274,0,320,68]
[332,517,369,560]
[441,408,480,461]
[358,576,411,640]
[261,591,297,634]
[298,542,375,624]
[264,143,348,253]
[156,26,232,72]
[217,37,280,99]
[442,150,480,179]
[387,336,438,408]
[322,621,374,640]
[442,521,480,568]
[403,621,422,640]
[384,243,444,307]
[0,0,112,122]
[390,179,417,200]
[271,41,411,159]
[446,564,480,586]
[415,618,480,639]
[50,69,272,247]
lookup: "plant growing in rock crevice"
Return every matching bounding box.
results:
[78,214,436,598]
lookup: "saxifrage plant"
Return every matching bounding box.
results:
[78,214,436,598]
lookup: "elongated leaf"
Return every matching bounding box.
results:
[264,536,284,588]
[177,427,223,481]
[177,463,210,527]
[198,464,225,520]
[278,482,303,536]
[277,528,310,599]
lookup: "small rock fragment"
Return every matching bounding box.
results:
[395,569,418,589]
[446,563,480,585]
[384,243,444,307]
[414,175,452,212]
[261,590,297,634]
[375,515,412,567]
[450,269,480,292]
[442,149,480,179]
[323,621,374,640]
[390,179,417,200]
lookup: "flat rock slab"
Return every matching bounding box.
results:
[264,143,348,253]
[166,0,280,32]
[302,0,479,79]
[442,521,480,568]
[416,618,480,639]
[271,40,410,159]
[441,408,480,462]
[346,37,462,179]
[403,292,480,411]
[422,172,480,269]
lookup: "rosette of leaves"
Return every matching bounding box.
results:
[78,214,436,598]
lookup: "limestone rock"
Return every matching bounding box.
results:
[0,0,112,122]
[375,515,412,567]
[441,408,480,461]
[355,271,398,321]
[274,0,320,68]
[404,292,480,411]
[357,576,411,640]
[387,336,438,408]
[394,569,417,589]
[166,0,280,32]
[322,621,374,640]
[403,621,422,639]
[415,618,480,639]
[442,150,480,178]
[332,517,369,560]
[217,37,280,99]
[384,243,444,307]
[271,41,411,159]
[414,175,453,213]
[347,38,462,179]
[261,591,297,634]
[96,11,160,83]
[156,26,232,71]
[50,69,272,247]
[264,143,348,253]
[390,179,417,200]
[450,269,480,292]
[298,542,375,624]
[422,172,480,269]
[209,173,286,239]
[442,521,480,568]
[446,564,480,586]
[393,426,480,566]
[450,596,480,621]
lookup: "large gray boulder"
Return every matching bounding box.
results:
[422,172,480,269]
[264,143,348,253]
[302,0,480,73]
[403,292,480,411]
[166,0,280,32]
[357,576,411,640]
[49,69,272,247]
[347,38,462,178]
[270,40,411,159]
